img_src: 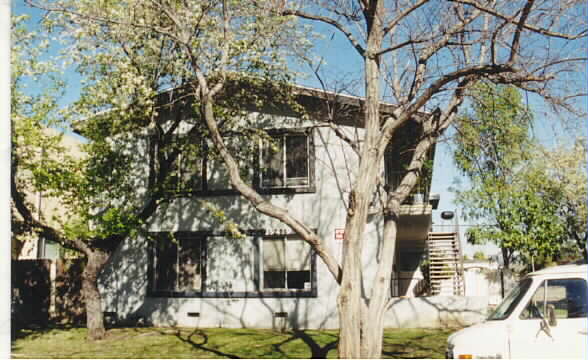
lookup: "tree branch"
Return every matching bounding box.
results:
[508,0,535,64]
[449,0,588,40]
[382,0,430,35]
[281,8,366,57]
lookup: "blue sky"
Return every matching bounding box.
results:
[13,2,587,257]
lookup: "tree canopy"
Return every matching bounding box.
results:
[453,82,587,269]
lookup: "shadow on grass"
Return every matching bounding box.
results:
[382,330,452,359]
[10,324,83,356]
[171,328,241,359]
[272,330,338,359]
[12,326,452,359]
[11,324,81,341]
[160,327,338,359]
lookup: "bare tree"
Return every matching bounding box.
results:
[266,0,587,357]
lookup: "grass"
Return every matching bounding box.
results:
[11,326,457,359]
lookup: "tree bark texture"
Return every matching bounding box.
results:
[337,4,386,356]
[82,250,109,340]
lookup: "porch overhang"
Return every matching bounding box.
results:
[396,204,432,251]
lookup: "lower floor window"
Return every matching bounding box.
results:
[149,231,316,297]
[153,233,204,293]
[262,236,312,291]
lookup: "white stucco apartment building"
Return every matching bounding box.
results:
[97,85,487,329]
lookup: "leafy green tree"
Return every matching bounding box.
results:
[453,83,586,269]
[11,14,77,258]
[525,140,587,264]
[16,0,306,340]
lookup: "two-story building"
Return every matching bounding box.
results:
[97,83,479,329]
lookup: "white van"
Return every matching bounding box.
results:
[446,262,587,359]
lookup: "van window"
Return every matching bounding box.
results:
[488,278,533,321]
[520,278,587,320]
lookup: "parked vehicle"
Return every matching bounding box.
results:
[446,262,587,359]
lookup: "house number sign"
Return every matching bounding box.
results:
[264,228,289,236]
[335,228,345,240]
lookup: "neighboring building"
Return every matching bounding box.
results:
[97,84,474,329]
[463,258,519,307]
[12,128,85,260]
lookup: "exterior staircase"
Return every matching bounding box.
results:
[427,232,465,296]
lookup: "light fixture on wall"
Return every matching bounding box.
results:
[441,210,454,220]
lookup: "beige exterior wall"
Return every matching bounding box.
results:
[13,129,85,259]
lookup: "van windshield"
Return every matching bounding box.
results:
[488,278,533,321]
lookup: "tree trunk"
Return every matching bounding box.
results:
[336,139,382,358]
[501,247,511,269]
[361,202,401,358]
[337,2,386,356]
[82,250,109,340]
[360,315,386,358]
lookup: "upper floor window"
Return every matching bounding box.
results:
[154,128,315,196]
[384,120,433,203]
[168,137,204,193]
[157,135,252,195]
[259,129,314,192]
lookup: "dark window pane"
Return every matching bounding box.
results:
[178,237,202,291]
[550,278,587,319]
[155,238,178,291]
[398,252,422,271]
[207,156,231,190]
[165,136,203,192]
[521,281,546,319]
[287,270,311,289]
[521,278,588,320]
[285,135,308,185]
[179,147,203,192]
[489,278,532,321]
[384,147,411,190]
[167,158,181,192]
[264,270,286,288]
[262,137,284,187]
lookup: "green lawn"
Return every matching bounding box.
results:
[11,326,457,359]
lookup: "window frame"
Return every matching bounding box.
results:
[147,230,318,298]
[256,128,316,194]
[260,234,316,295]
[149,231,207,297]
[152,134,257,196]
[153,129,316,197]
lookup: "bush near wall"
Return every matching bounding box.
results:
[54,258,86,325]
[12,258,86,329]
[12,259,52,329]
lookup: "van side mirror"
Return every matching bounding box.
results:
[546,304,557,327]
